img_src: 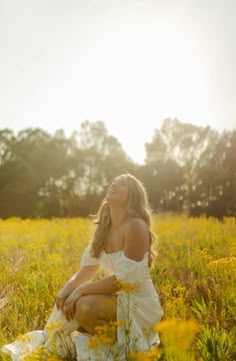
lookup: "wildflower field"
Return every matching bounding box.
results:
[0,215,235,361]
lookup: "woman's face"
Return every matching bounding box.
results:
[106,175,129,207]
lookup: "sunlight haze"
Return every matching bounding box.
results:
[1,0,236,163]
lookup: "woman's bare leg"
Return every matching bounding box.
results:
[74,294,117,335]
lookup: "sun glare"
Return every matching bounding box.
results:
[35,23,212,164]
[64,24,211,162]
[82,25,208,99]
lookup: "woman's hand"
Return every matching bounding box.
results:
[56,283,74,311]
[62,288,83,321]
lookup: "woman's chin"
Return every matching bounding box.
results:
[106,196,114,205]
[106,194,119,205]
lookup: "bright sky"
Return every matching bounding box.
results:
[1,0,236,163]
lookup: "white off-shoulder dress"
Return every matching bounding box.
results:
[1,246,163,361]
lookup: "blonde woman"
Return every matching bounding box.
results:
[2,173,163,360]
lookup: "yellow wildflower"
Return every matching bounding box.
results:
[21,345,60,361]
[115,280,140,293]
[156,318,200,349]
[207,257,236,272]
[88,321,117,349]
[17,334,31,343]
[45,321,62,331]
[129,347,161,361]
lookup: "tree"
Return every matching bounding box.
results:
[195,130,236,217]
[70,120,133,215]
[144,118,221,214]
[0,128,78,217]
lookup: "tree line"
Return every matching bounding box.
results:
[0,118,235,218]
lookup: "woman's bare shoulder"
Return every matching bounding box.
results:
[123,218,149,260]
[125,217,149,234]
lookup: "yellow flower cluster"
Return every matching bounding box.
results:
[21,345,62,361]
[45,321,62,332]
[17,334,31,343]
[156,318,200,349]
[115,280,140,293]
[172,285,186,294]
[195,247,209,257]
[207,256,236,272]
[0,215,235,361]
[129,347,161,361]
[88,321,118,349]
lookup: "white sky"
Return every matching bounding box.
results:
[0,0,236,163]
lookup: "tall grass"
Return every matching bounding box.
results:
[0,215,235,360]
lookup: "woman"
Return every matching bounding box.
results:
[2,173,163,361]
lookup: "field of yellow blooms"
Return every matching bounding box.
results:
[0,215,235,361]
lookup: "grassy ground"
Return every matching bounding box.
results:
[0,215,235,360]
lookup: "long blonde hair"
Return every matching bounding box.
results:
[90,173,156,266]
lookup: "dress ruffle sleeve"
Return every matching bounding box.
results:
[80,246,100,267]
[115,251,149,285]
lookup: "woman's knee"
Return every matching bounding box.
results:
[75,295,116,323]
[75,295,97,322]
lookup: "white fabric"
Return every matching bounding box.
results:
[1,246,163,360]
[99,249,163,359]
[1,305,79,360]
[80,246,100,267]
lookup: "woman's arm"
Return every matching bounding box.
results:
[62,274,118,320]
[56,264,99,310]
[63,218,148,304]
[75,274,118,296]
[62,219,150,320]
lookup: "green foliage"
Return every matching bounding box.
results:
[197,324,236,361]
[0,122,131,218]
[0,119,235,218]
